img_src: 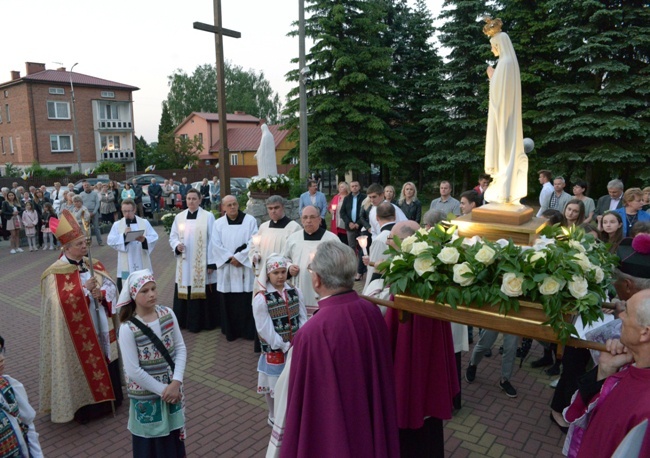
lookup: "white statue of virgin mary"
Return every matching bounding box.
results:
[254,124,278,178]
[482,18,528,205]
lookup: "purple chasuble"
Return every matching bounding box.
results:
[385,307,459,429]
[281,291,399,458]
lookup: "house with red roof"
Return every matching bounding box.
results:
[0,62,139,174]
[174,111,296,177]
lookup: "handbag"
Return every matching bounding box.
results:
[128,317,175,373]
[266,351,285,365]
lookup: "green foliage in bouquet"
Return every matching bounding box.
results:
[377,223,619,343]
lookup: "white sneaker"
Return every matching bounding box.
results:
[43,245,47,250]
[29,248,34,252]
[49,246,55,250]
[16,248,24,252]
[10,249,16,254]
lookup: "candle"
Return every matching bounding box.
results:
[331,203,337,211]
[357,235,369,256]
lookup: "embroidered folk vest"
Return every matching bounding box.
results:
[0,376,27,458]
[259,288,301,354]
[125,306,176,400]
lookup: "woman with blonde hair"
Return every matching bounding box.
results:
[615,187,650,237]
[398,182,422,223]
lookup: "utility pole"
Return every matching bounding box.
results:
[299,0,309,183]
[194,0,241,200]
[68,63,82,172]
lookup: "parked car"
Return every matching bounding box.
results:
[122,174,169,187]
[72,178,113,194]
[230,177,251,195]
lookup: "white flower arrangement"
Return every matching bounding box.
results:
[378,224,618,343]
[248,174,291,193]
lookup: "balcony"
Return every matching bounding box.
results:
[98,120,133,130]
[102,149,135,161]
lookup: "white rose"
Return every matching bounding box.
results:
[573,253,592,273]
[453,262,475,286]
[539,276,564,296]
[501,272,524,297]
[593,266,605,284]
[414,257,436,277]
[475,245,496,265]
[569,240,586,253]
[437,247,460,264]
[410,241,430,256]
[568,275,589,299]
[417,227,429,236]
[529,250,546,263]
[390,255,404,271]
[400,235,417,254]
[461,235,481,247]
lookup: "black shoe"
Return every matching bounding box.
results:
[465,364,477,383]
[499,346,504,355]
[545,361,561,376]
[499,379,518,398]
[484,349,492,358]
[531,352,554,368]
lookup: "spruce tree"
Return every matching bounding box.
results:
[421,0,490,192]
[282,0,395,176]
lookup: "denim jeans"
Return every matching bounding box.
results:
[470,331,517,380]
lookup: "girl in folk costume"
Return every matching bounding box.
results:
[253,254,307,426]
[41,202,55,250]
[2,191,22,254]
[21,201,39,252]
[117,270,187,458]
[0,335,43,458]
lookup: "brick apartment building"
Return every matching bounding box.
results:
[0,62,139,175]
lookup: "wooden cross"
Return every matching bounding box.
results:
[194,0,241,200]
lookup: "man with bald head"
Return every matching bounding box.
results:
[363,202,397,289]
[564,289,650,457]
[283,205,342,314]
[212,195,258,341]
[381,220,459,456]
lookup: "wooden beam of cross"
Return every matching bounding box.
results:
[193,0,241,201]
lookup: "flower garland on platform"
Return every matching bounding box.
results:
[247,174,291,193]
[377,224,618,342]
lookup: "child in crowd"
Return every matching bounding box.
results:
[117,270,187,458]
[253,254,307,426]
[597,210,624,253]
[41,202,56,250]
[21,201,39,252]
[0,334,44,457]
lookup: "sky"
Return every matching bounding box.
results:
[2,0,444,144]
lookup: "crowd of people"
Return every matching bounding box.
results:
[3,172,650,457]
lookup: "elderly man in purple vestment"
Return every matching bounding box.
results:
[383,220,459,458]
[281,241,399,458]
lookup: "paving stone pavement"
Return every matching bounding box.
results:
[0,227,567,457]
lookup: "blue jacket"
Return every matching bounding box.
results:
[615,207,650,237]
[179,183,192,198]
[299,191,327,217]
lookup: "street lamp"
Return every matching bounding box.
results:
[68,63,82,173]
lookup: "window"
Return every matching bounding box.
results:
[5,105,9,123]
[49,87,65,95]
[198,133,203,143]
[180,134,188,140]
[290,157,299,165]
[99,103,119,120]
[230,153,238,166]
[50,134,73,152]
[101,91,115,98]
[9,137,14,154]
[101,135,121,150]
[3,90,8,98]
[1,137,4,154]
[47,101,70,119]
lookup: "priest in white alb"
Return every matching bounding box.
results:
[169,188,219,333]
[107,198,158,290]
[211,195,259,341]
[283,205,341,314]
